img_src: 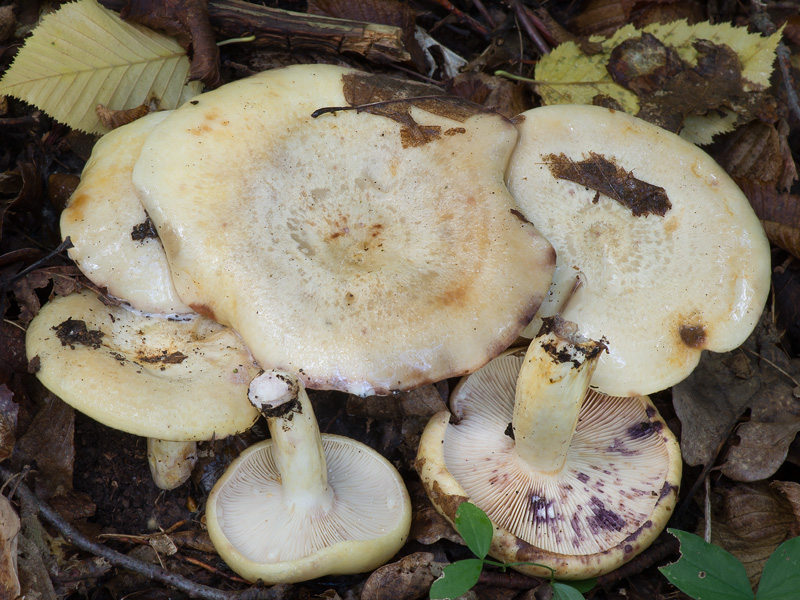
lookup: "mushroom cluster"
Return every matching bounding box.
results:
[25,63,771,585]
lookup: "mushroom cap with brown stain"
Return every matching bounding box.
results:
[25,290,260,441]
[416,349,682,579]
[132,64,556,396]
[205,434,412,583]
[60,111,192,315]
[506,105,771,397]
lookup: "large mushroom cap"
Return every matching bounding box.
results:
[60,111,192,315]
[133,64,556,396]
[416,348,682,579]
[506,105,771,396]
[25,289,260,441]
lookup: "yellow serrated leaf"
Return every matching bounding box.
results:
[535,19,782,144]
[534,41,639,113]
[0,0,201,134]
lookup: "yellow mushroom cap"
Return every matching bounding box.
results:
[60,111,192,315]
[132,64,555,396]
[25,290,260,441]
[507,105,771,396]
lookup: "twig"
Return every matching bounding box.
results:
[0,465,290,600]
[8,237,73,283]
[478,568,543,589]
[427,0,490,37]
[595,534,680,588]
[100,0,411,65]
[508,0,550,55]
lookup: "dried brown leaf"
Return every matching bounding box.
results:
[0,384,18,462]
[448,72,528,119]
[0,494,20,598]
[673,315,800,481]
[95,103,151,132]
[570,0,637,37]
[361,551,441,600]
[710,479,795,586]
[11,266,83,324]
[121,0,220,88]
[771,481,800,538]
[716,121,783,186]
[15,394,75,500]
[608,33,764,134]
[543,151,672,217]
[740,182,800,259]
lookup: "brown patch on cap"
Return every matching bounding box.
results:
[679,323,707,348]
[190,303,217,321]
[543,151,671,217]
[430,480,469,521]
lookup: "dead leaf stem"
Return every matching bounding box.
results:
[0,464,289,600]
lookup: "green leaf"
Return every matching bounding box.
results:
[0,0,201,134]
[659,529,754,600]
[552,581,587,600]
[756,536,800,600]
[454,502,493,559]
[429,559,483,600]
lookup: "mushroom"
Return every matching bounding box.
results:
[60,110,192,315]
[506,105,771,396]
[416,317,682,579]
[25,289,261,489]
[205,370,412,583]
[132,63,556,396]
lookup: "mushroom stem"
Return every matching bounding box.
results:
[512,316,605,473]
[147,439,198,490]
[248,371,334,512]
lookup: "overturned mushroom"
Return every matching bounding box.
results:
[25,290,260,489]
[60,110,192,315]
[206,370,411,583]
[416,317,681,579]
[506,105,770,396]
[132,63,555,396]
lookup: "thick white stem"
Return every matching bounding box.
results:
[147,439,197,490]
[513,317,604,474]
[248,370,334,512]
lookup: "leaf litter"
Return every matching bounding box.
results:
[0,1,799,599]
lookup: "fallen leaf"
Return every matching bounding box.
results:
[120,0,221,88]
[15,393,75,500]
[673,314,800,481]
[361,552,442,600]
[710,479,795,587]
[739,182,800,259]
[543,151,672,217]
[95,103,151,131]
[534,19,782,144]
[448,71,528,119]
[11,266,83,324]
[0,0,201,134]
[0,384,18,461]
[0,494,20,598]
[771,481,800,538]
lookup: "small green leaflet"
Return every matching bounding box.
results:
[659,529,753,600]
[552,582,589,600]
[454,501,493,559]
[755,536,800,600]
[429,559,483,600]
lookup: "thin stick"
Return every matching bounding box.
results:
[0,465,289,600]
[509,0,550,55]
